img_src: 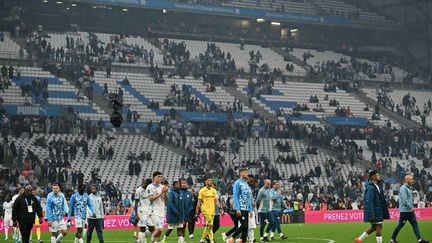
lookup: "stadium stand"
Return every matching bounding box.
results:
[166,38,306,76]
[291,48,407,82]
[1,0,432,228]
[236,78,395,126]
[0,31,26,59]
[186,136,364,186]
[2,66,108,120]
[219,0,392,23]
[222,0,318,16]
[7,132,186,193]
[311,0,392,23]
[363,87,432,126]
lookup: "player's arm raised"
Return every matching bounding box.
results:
[148,186,167,201]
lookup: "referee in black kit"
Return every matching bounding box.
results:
[12,185,43,243]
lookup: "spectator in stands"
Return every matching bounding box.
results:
[309,95,319,103]
[1,64,7,78]
[122,76,130,85]
[106,63,111,78]
[99,83,107,100]
[8,65,14,79]
[117,87,123,101]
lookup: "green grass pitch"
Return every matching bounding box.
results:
[1,221,432,242]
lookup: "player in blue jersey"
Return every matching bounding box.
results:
[226,168,253,243]
[68,184,96,243]
[46,183,69,243]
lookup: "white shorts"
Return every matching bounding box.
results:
[49,219,67,232]
[147,213,164,229]
[167,223,183,230]
[248,212,256,229]
[75,218,87,228]
[4,215,12,227]
[137,207,150,227]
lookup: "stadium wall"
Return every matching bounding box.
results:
[2,208,432,232]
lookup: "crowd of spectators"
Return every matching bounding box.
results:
[21,30,157,67]
[1,101,432,216]
[306,51,397,82]
[1,62,432,218]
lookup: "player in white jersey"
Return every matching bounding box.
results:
[2,195,13,240]
[12,187,25,242]
[135,178,153,243]
[146,171,168,243]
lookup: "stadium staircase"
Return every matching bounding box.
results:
[271,47,313,75]
[222,85,375,173]
[355,89,421,129]
[221,85,277,121]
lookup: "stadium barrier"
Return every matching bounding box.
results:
[0,215,234,232]
[305,208,432,223]
[2,208,432,232]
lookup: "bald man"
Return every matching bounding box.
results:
[390,175,428,243]
[256,179,272,242]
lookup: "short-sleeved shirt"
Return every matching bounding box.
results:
[198,187,217,215]
[146,183,165,211]
[135,186,150,208]
[3,201,13,216]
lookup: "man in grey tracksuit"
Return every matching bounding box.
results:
[390,175,428,243]
[256,179,272,242]
[87,185,104,243]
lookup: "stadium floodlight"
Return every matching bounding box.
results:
[162,9,167,13]
[122,8,128,12]
[257,18,265,23]
[290,29,299,33]
[56,1,63,4]
[271,21,281,26]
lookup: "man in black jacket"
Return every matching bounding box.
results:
[12,185,43,243]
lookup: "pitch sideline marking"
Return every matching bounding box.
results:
[295,237,335,243]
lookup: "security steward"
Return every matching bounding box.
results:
[12,185,43,243]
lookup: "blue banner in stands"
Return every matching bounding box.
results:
[180,111,227,123]
[325,116,369,126]
[141,0,352,25]
[77,0,351,25]
[103,121,152,129]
